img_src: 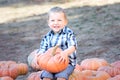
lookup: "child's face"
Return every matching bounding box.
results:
[48,12,68,33]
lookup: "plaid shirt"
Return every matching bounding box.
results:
[38,26,77,66]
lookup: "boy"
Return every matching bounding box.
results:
[38,6,77,80]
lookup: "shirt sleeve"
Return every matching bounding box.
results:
[67,32,77,49]
[37,36,48,54]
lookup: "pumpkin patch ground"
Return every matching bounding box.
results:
[0,0,120,80]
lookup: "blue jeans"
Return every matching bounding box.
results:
[40,64,75,80]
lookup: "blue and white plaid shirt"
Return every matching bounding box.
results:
[38,26,77,66]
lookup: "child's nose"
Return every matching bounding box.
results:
[54,20,58,24]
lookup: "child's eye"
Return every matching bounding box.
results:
[58,20,62,21]
[51,20,54,22]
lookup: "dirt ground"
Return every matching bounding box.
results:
[0,0,120,80]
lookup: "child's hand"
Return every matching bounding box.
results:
[58,51,68,63]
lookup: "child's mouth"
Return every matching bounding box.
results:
[54,26,60,28]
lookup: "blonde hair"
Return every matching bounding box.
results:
[48,6,67,20]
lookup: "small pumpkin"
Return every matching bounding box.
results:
[28,49,41,70]
[27,71,42,80]
[82,70,111,80]
[37,45,69,73]
[17,63,28,75]
[98,66,120,77]
[80,58,108,70]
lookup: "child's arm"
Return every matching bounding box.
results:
[63,45,76,55]
[59,45,76,63]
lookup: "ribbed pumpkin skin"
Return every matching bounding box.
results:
[82,70,93,76]
[37,46,69,73]
[27,49,41,70]
[69,69,87,80]
[27,71,42,80]
[98,66,120,77]
[0,61,17,79]
[0,76,13,80]
[80,58,108,70]
[0,64,18,79]
[17,63,28,75]
[0,61,16,67]
[111,61,120,70]
[82,70,111,80]
[75,64,83,71]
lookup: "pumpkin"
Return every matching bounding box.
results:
[69,69,87,80]
[0,76,13,80]
[0,61,16,67]
[37,45,69,73]
[111,60,120,70]
[82,70,93,76]
[82,70,111,80]
[17,63,28,75]
[107,74,120,80]
[75,64,83,71]
[27,49,41,70]
[27,71,42,80]
[0,61,6,67]
[98,66,120,77]
[80,58,108,70]
[0,64,18,79]
[5,61,16,65]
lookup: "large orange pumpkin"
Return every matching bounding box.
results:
[37,45,69,73]
[80,58,108,70]
[98,66,120,77]
[27,49,41,70]
[82,70,93,76]
[82,70,111,80]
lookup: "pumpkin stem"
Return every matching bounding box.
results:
[52,45,59,56]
